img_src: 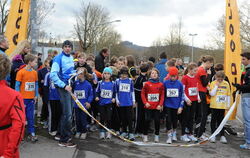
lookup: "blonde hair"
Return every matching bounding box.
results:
[12,40,31,56]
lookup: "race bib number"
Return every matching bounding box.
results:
[119,83,130,92]
[25,82,35,91]
[101,89,112,98]
[216,95,227,103]
[166,89,179,97]
[188,87,198,96]
[75,90,85,99]
[148,94,159,102]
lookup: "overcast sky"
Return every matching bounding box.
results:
[45,0,245,48]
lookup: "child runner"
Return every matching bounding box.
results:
[141,68,164,142]
[115,66,136,141]
[96,67,116,139]
[195,55,214,140]
[44,60,62,138]
[73,67,93,140]
[181,63,199,142]
[209,71,230,143]
[164,67,184,144]
[15,54,39,142]
[134,63,149,137]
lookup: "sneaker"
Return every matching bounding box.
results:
[154,135,159,143]
[187,134,198,142]
[58,141,76,148]
[75,132,81,139]
[115,131,120,136]
[166,133,172,144]
[120,132,127,138]
[106,132,112,139]
[240,143,250,150]
[220,136,227,144]
[54,134,61,141]
[172,131,177,141]
[28,135,38,142]
[129,133,135,141]
[80,133,87,140]
[100,132,105,139]
[199,134,208,141]
[143,135,148,142]
[90,125,98,132]
[180,134,191,142]
[210,137,216,143]
[49,131,57,136]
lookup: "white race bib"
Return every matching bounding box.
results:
[166,89,179,97]
[101,89,112,98]
[216,95,227,103]
[25,82,35,91]
[75,90,85,99]
[188,87,198,96]
[119,83,130,92]
[148,94,159,102]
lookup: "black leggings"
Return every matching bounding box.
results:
[195,92,208,137]
[144,109,160,135]
[98,104,113,130]
[210,108,225,136]
[181,101,199,135]
[119,106,133,133]
[165,107,178,131]
[49,100,62,132]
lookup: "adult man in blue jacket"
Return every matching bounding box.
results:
[50,40,76,147]
[155,52,168,83]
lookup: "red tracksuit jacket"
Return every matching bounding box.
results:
[141,80,165,109]
[0,80,25,158]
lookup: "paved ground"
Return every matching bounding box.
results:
[19,98,250,158]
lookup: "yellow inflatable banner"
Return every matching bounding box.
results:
[4,0,30,58]
[224,0,242,120]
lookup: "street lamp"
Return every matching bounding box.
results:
[189,33,198,62]
[93,19,121,55]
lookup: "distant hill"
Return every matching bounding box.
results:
[120,41,148,51]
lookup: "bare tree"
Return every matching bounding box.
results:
[0,0,8,34]
[74,2,117,52]
[164,18,188,58]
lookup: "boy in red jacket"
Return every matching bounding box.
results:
[141,68,165,142]
[0,54,26,158]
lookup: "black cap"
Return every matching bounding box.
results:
[62,40,73,49]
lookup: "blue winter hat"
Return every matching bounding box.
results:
[103,67,112,75]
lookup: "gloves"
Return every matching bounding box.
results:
[232,83,241,90]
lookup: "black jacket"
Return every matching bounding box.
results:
[74,62,93,74]
[239,65,250,93]
[95,53,105,73]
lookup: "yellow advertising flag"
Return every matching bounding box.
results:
[224,0,242,120]
[4,0,30,58]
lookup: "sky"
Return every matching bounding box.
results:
[45,0,245,48]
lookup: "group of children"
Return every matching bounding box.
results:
[13,51,231,145]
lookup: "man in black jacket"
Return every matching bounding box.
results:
[233,52,250,150]
[95,48,109,73]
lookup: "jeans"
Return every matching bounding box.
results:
[58,88,74,143]
[242,93,250,144]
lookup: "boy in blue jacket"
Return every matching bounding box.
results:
[115,66,136,141]
[96,67,116,139]
[73,67,93,140]
[164,67,184,144]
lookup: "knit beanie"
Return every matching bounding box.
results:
[103,67,112,75]
[168,67,178,76]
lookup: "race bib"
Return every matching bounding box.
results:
[216,95,227,103]
[25,82,35,91]
[188,87,198,96]
[101,89,112,98]
[166,89,179,97]
[148,94,159,102]
[119,83,130,92]
[75,90,85,99]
